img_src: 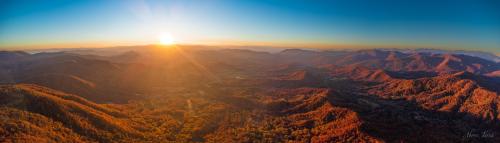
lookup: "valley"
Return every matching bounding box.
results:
[0,46,499,142]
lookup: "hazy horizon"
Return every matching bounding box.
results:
[2,43,500,57]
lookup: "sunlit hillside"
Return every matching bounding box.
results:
[0,45,498,142]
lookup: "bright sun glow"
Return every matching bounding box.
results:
[159,33,175,45]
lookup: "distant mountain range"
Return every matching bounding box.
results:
[384,48,500,63]
[0,46,499,142]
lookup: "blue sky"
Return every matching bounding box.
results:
[0,0,499,53]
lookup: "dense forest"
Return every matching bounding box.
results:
[0,47,499,142]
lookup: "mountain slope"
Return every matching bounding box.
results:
[0,107,91,142]
[370,72,500,120]
[0,47,499,142]
[0,84,141,142]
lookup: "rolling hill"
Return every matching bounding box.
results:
[0,46,499,142]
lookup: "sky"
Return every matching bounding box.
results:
[0,0,499,53]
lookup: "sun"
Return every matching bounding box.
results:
[158,33,175,45]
